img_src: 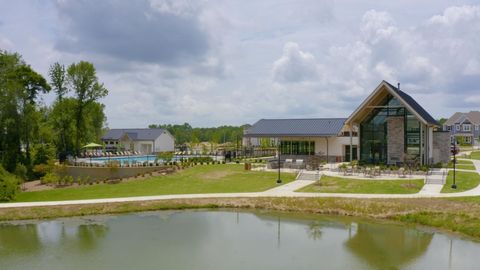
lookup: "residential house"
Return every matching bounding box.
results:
[101,128,175,154]
[443,111,480,145]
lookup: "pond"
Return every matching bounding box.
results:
[0,210,478,270]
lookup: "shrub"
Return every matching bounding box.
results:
[0,166,19,201]
[157,151,174,163]
[188,157,214,164]
[14,163,28,182]
[338,163,348,170]
[420,165,430,172]
[67,176,74,185]
[33,163,51,178]
[41,172,59,185]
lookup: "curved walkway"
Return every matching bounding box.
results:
[1,160,480,209]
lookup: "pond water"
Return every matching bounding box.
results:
[0,210,478,270]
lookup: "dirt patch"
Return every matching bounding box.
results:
[198,170,233,180]
[22,181,54,192]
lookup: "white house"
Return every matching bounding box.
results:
[101,128,174,154]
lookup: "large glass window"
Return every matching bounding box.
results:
[360,109,388,164]
[359,94,424,164]
[405,112,420,158]
[280,141,315,155]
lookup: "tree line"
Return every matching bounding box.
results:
[0,50,108,180]
[148,123,249,146]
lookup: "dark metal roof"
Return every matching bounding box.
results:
[384,81,439,126]
[244,118,346,137]
[101,128,169,141]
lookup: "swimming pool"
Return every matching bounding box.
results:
[87,155,223,164]
[91,155,158,164]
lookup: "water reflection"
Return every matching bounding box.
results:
[0,219,109,258]
[0,211,477,270]
[77,224,108,250]
[0,224,41,255]
[307,221,323,240]
[345,223,433,269]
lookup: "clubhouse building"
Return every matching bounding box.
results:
[244,81,450,166]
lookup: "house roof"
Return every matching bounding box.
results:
[445,112,464,126]
[445,111,480,126]
[244,118,347,137]
[102,128,169,141]
[384,81,439,126]
[467,111,480,124]
[346,81,439,126]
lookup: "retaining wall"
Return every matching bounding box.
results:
[62,165,170,181]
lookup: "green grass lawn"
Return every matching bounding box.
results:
[15,164,295,202]
[471,151,480,160]
[297,175,424,194]
[448,159,476,170]
[441,171,480,193]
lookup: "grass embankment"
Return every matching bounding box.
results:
[448,159,476,170]
[3,197,480,239]
[298,175,424,194]
[14,164,295,202]
[441,171,480,193]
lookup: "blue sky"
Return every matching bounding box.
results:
[1,0,480,127]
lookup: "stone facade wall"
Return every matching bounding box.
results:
[387,117,404,164]
[432,131,450,164]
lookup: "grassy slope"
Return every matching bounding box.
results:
[15,164,295,202]
[441,170,480,193]
[3,197,480,240]
[297,175,424,194]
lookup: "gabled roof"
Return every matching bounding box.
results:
[102,128,169,141]
[466,111,480,124]
[445,111,480,126]
[346,80,439,126]
[244,118,346,137]
[445,112,464,126]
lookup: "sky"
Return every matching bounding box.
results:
[1,0,480,128]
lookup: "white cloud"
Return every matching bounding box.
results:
[361,10,397,44]
[1,1,480,127]
[272,42,318,83]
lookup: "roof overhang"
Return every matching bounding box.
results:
[243,133,339,138]
[345,81,436,127]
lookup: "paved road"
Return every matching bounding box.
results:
[1,160,480,209]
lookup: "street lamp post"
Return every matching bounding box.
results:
[452,143,457,189]
[277,139,282,184]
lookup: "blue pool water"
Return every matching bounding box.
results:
[91,155,159,164]
[89,155,219,164]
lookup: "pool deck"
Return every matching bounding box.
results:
[1,159,479,209]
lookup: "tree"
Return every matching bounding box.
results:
[16,65,51,167]
[67,61,108,154]
[49,62,69,152]
[437,118,447,125]
[0,165,19,201]
[0,51,50,172]
[49,62,68,100]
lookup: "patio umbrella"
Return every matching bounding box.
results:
[82,143,103,163]
[82,143,103,148]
